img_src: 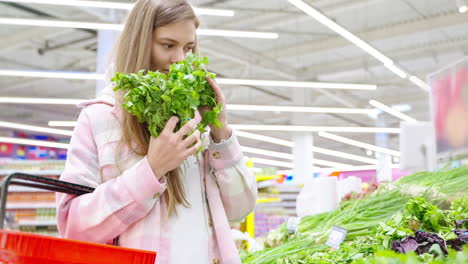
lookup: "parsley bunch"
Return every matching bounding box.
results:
[112,53,222,138]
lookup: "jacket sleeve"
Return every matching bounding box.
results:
[56,105,166,244]
[207,131,258,222]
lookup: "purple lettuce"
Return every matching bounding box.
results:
[447,219,468,251]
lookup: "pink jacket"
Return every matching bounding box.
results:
[56,87,258,264]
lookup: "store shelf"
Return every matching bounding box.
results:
[6,203,56,209]
[18,219,57,226]
[256,175,282,182]
[257,198,281,204]
[279,194,298,201]
[257,180,277,189]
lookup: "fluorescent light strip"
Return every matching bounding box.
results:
[49,121,78,127]
[0,136,69,149]
[287,0,431,91]
[0,70,104,80]
[318,131,400,157]
[312,158,353,168]
[0,70,375,91]
[323,164,401,172]
[241,146,293,160]
[248,157,399,171]
[241,146,354,168]
[312,146,377,164]
[0,97,85,105]
[249,157,294,169]
[236,131,378,164]
[369,100,418,122]
[0,18,123,30]
[287,0,393,65]
[384,62,407,79]
[217,78,376,90]
[197,29,278,39]
[0,18,276,39]
[227,104,372,114]
[236,131,294,147]
[0,97,371,115]
[0,121,73,136]
[232,125,400,133]
[409,76,431,92]
[0,0,235,16]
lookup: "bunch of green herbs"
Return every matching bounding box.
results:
[112,53,222,138]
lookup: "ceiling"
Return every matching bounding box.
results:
[1,0,467,169]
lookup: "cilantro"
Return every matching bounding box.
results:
[112,53,221,138]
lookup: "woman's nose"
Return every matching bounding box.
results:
[170,49,185,63]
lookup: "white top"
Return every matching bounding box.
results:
[168,155,209,264]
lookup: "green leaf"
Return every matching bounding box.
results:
[112,52,221,140]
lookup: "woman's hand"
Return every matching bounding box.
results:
[199,76,232,143]
[147,116,201,179]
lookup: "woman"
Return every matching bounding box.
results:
[56,1,258,263]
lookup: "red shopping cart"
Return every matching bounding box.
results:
[0,173,157,264]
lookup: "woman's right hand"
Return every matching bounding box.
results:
[147,116,201,179]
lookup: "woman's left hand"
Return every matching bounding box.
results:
[199,76,232,143]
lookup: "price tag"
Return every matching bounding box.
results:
[286,217,301,234]
[326,225,347,249]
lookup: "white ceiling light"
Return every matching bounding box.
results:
[0,18,276,39]
[0,70,104,80]
[231,125,400,134]
[0,136,69,149]
[312,146,377,164]
[409,76,431,92]
[0,97,371,115]
[236,131,377,164]
[384,62,407,79]
[323,163,400,172]
[192,8,235,17]
[287,0,393,65]
[227,104,372,114]
[48,121,78,127]
[241,146,355,167]
[0,0,235,16]
[312,159,353,168]
[248,157,396,171]
[287,0,431,92]
[0,70,376,91]
[318,131,400,157]
[0,97,85,105]
[241,146,294,160]
[236,131,294,147]
[459,5,468,13]
[0,121,73,136]
[197,29,278,39]
[369,100,418,122]
[248,157,294,169]
[0,18,124,30]
[217,78,376,90]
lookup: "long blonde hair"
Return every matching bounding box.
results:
[113,0,199,216]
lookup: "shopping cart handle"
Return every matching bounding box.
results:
[0,173,96,229]
[0,173,126,246]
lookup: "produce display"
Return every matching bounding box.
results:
[241,166,468,264]
[112,53,222,137]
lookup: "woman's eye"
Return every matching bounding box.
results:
[184,46,194,52]
[163,44,173,49]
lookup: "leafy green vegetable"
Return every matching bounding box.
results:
[241,166,468,264]
[112,53,221,138]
